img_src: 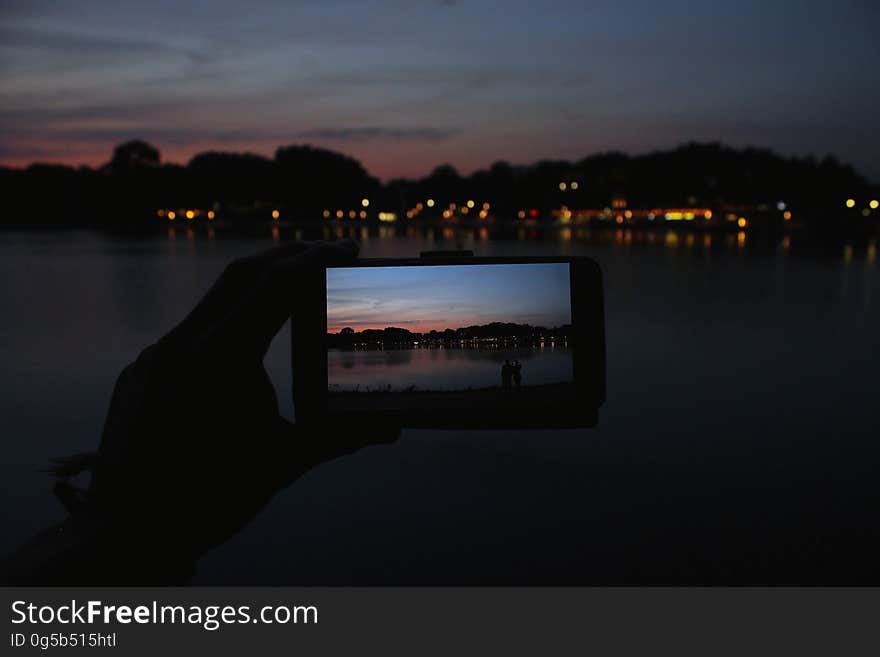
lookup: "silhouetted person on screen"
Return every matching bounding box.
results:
[0,241,400,585]
[512,360,522,389]
[501,360,513,389]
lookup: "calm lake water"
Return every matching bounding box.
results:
[328,346,573,391]
[1,227,879,583]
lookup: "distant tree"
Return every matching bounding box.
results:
[340,327,355,335]
[107,140,160,171]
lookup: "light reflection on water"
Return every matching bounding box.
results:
[328,346,573,392]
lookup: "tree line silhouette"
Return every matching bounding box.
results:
[327,322,572,349]
[0,139,875,231]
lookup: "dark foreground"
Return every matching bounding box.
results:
[2,233,878,585]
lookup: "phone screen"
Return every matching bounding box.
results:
[325,262,575,413]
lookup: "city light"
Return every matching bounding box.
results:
[323,210,330,218]
[467,199,475,208]
[777,201,786,211]
[870,200,879,209]
[157,209,165,217]
[207,210,215,220]
[167,211,176,220]
[361,198,370,207]
[427,198,435,207]
[737,217,748,228]
[378,212,397,222]
[272,209,280,219]
[185,210,195,219]
[703,210,712,219]
[783,211,792,220]
[336,210,344,219]
[558,182,567,191]
[846,198,856,208]
[570,182,579,190]
[359,210,367,219]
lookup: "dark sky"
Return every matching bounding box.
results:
[326,264,572,333]
[1,0,878,180]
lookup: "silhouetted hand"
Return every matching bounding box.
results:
[4,241,399,584]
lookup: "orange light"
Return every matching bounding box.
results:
[703,210,712,219]
[783,211,792,220]
[272,209,280,219]
[359,210,367,219]
[737,217,748,228]
[157,209,165,217]
[207,210,215,220]
[336,210,344,219]
[167,211,176,220]
[624,210,633,219]
[517,210,526,219]
[615,215,624,224]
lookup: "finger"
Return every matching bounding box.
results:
[163,241,314,347]
[212,241,358,358]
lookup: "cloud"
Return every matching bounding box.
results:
[299,126,459,142]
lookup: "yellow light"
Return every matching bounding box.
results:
[558,182,567,191]
[167,211,176,220]
[323,210,330,218]
[427,198,435,207]
[336,210,344,219]
[361,198,369,208]
[467,199,475,208]
[703,210,712,219]
[846,198,856,208]
[207,210,215,220]
[378,212,397,223]
[870,200,879,209]
[737,231,746,246]
[570,181,579,190]
[783,211,792,220]
[737,217,747,228]
[272,209,280,219]
[185,210,195,220]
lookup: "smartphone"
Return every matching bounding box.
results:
[291,252,605,429]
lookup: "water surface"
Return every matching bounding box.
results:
[1,228,878,583]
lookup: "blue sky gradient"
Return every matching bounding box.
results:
[326,263,571,333]
[1,1,878,179]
